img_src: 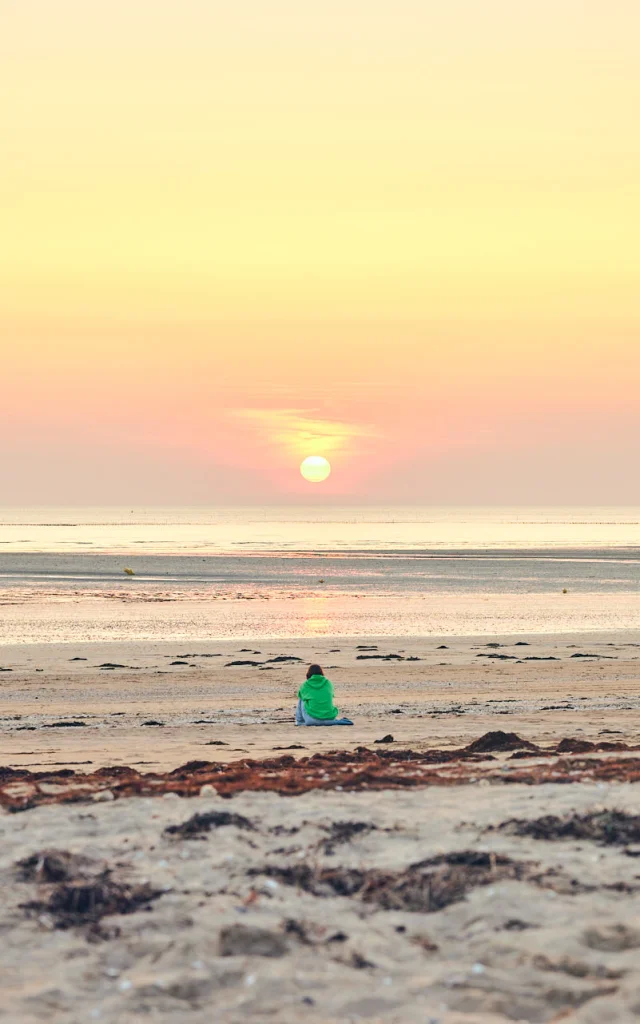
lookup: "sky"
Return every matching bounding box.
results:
[2,0,639,504]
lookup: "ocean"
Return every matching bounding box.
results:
[0,506,638,643]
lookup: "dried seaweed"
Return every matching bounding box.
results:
[319,821,377,853]
[251,851,558,913]
[164,810,255,837]
[497,810,640,845]
[22,874,162,929]
[3,732,640,813]
[465,731,540,754]
[17,849,93,883]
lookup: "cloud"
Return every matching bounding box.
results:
[231,408,376,459]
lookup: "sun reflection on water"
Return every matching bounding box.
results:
[301,596,333,635]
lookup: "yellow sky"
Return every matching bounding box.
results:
[2,1,639,502]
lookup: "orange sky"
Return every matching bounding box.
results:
[2,1,639,503]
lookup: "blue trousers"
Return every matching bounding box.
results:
[295,699,353,726]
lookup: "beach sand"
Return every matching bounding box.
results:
[2,632,640,771]
[1,632,640,1022]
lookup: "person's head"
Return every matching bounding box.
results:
[306,663,323,679]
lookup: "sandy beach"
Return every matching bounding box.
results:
[6,0,640,1010]
[1,632,639,770]
[2,632,640,1022]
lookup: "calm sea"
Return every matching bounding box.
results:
[0,507,638,642]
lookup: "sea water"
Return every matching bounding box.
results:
[0,506,638,642]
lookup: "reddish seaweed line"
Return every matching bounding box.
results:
[2,736,640,813]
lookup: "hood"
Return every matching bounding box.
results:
[304,674,328,688]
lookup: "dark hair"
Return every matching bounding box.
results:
[306,663,323,679]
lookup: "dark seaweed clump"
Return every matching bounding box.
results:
[319,820,377,854]
[165,810,256,837]
[19,850,162,930]
[251,851,546,913]
[465,731,539,754]
[497,810,640,846]
[39,878,160,928]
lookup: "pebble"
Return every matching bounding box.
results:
[444,973,466,987]
[92,790,114,803]
[199,784,217,797]
[244,974,256,987]
[471,963,485,975]
[117,979,132,992]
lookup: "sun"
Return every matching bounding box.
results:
[300,455,331,483]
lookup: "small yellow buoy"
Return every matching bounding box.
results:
[123,568,135,576]
[562,588,568,594]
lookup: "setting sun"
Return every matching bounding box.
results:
[300,456,331,483]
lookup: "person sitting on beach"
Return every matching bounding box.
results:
[295,664,353,726]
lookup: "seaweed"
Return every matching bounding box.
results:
[251,851,554,913]
[497,810,640,845]
[165,810,256,837]
[22,874,161,929]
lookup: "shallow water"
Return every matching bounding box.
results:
[0,506,638,642]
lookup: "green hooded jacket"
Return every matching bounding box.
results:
[298,674,339,720]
